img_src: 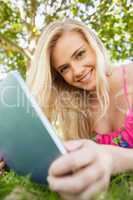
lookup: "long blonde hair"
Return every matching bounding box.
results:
[26,18,111,140]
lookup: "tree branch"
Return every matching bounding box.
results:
[0,33,32,60]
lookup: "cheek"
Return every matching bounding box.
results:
[63,73,73,85]
[83,54,96,66]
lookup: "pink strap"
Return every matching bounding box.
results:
[122,67,131,109]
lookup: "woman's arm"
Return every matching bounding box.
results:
[48,140,133,200]
[103,145,133,175]
[48,140,112,200]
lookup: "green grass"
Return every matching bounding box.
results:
[97,173,133,200]
[0,171,133,200]
[0,171,60,200]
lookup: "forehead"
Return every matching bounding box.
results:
[54,30,87,47]
[51,31,88,67]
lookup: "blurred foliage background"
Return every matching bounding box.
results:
[0,0,132,78]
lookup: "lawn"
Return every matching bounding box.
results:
[0,171,133,200]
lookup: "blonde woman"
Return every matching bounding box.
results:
[26,19,133,200]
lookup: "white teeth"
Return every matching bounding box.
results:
[80,71,92,83]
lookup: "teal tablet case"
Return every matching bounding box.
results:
[0,71,66,184]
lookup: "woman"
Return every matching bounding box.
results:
[3,18,133,200]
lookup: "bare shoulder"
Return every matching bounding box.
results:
[123,62,133,83]
[114,62,133,83]
[111,62,133,110]
[123,62,133,106]
[111,62,133,96]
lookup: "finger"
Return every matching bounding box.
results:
[64,140,86,152]
[48,164,103,194]
[79,176,109,200]
[49,146,96,176]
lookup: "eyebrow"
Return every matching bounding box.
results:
[57,45,84,70]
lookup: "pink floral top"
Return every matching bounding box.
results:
[95,67,133,148]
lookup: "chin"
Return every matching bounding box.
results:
[78,81,96,92]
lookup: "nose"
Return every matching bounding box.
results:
[71,63,85,81]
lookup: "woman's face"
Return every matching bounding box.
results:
[51,31,96,91]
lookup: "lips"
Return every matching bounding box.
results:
[79,69,93,83]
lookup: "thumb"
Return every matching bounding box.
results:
[64,139,86,152]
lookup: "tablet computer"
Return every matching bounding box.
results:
[0,71,66,184]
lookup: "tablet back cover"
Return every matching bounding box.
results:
[0,71,66,184]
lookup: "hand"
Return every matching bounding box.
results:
[48,139,113,200]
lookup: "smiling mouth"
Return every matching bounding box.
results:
[79,69,93,83]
